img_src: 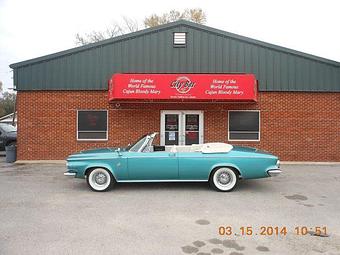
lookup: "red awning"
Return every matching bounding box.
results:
[108,73,257,102]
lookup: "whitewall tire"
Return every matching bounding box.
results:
[86,168,114,192]
[210,167,238,192]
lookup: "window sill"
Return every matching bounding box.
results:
[77,139,108,142]
[228,139,260,142]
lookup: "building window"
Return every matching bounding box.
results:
[228,111,260,141]
[77,110,108,140]
[173,32,186,47]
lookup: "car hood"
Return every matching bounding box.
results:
[67,147,119,160]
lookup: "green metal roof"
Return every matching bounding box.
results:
[10,20,340,91]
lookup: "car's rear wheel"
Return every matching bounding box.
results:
[86,168,115,192]
[210,167,238,192]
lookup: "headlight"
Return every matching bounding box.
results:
[276,160,280,168]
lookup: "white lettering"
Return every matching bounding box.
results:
[136,89,149,94]
[218,90,230,95]
[128,84,139,88]
[212,79,224,84]
[123,89,135,94]
[130,78,141,83]
[140,84,156,89]
[233,90,244,95]
[210,84,222,89]
[205,90,217,95]
[150,89,160,94]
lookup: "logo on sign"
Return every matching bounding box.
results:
[170,76,196,94]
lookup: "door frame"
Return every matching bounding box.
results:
[160,110,204,146]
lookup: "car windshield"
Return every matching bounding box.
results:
[127,134,149,152]
[0,123,16,132]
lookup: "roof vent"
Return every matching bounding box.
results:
[173,32,186,47]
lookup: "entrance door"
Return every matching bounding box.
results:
[160,110,204,146]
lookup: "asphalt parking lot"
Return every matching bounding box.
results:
[0,156,340,255]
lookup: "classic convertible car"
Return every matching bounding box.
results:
[64,133,281,192]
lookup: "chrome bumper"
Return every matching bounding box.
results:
[64,171,76,177]
[267,169,282,177]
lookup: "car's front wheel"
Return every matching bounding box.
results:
[210,167,238,192]
[86,168,115,192]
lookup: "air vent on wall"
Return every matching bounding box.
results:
[173,32,186,47]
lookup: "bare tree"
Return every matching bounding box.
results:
[0,92,16,118]
[122,16,139,33]
[75,17,139,46]
[183,8,207,24]
[144,8,207,28]
[167,10,182,22]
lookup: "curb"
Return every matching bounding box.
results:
[281,161,340,165]
[15,160,66,164]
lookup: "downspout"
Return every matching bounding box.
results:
[11,68,17,127]
[12,95,16,127]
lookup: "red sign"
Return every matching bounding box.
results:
[108,73,257,102]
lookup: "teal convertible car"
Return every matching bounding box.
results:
[64,133,281,192]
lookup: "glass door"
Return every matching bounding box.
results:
[164,114,179,145]
[161,111,203,146]
[185,114,200,145]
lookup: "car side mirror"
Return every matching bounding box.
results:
[117,147,122,156]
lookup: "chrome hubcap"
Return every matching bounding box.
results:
[94,173,107,185]
[218,172,231,185]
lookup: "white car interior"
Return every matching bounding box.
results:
[166,143,233,154]
[139,132,233,154]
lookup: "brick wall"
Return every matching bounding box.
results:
[16,91,340,161]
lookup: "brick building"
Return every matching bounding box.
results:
[10,20,340,161]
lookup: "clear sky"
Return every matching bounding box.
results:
[0,0,339,91]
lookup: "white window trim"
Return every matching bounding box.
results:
[77,109,108,141]
[228,110,260,142]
